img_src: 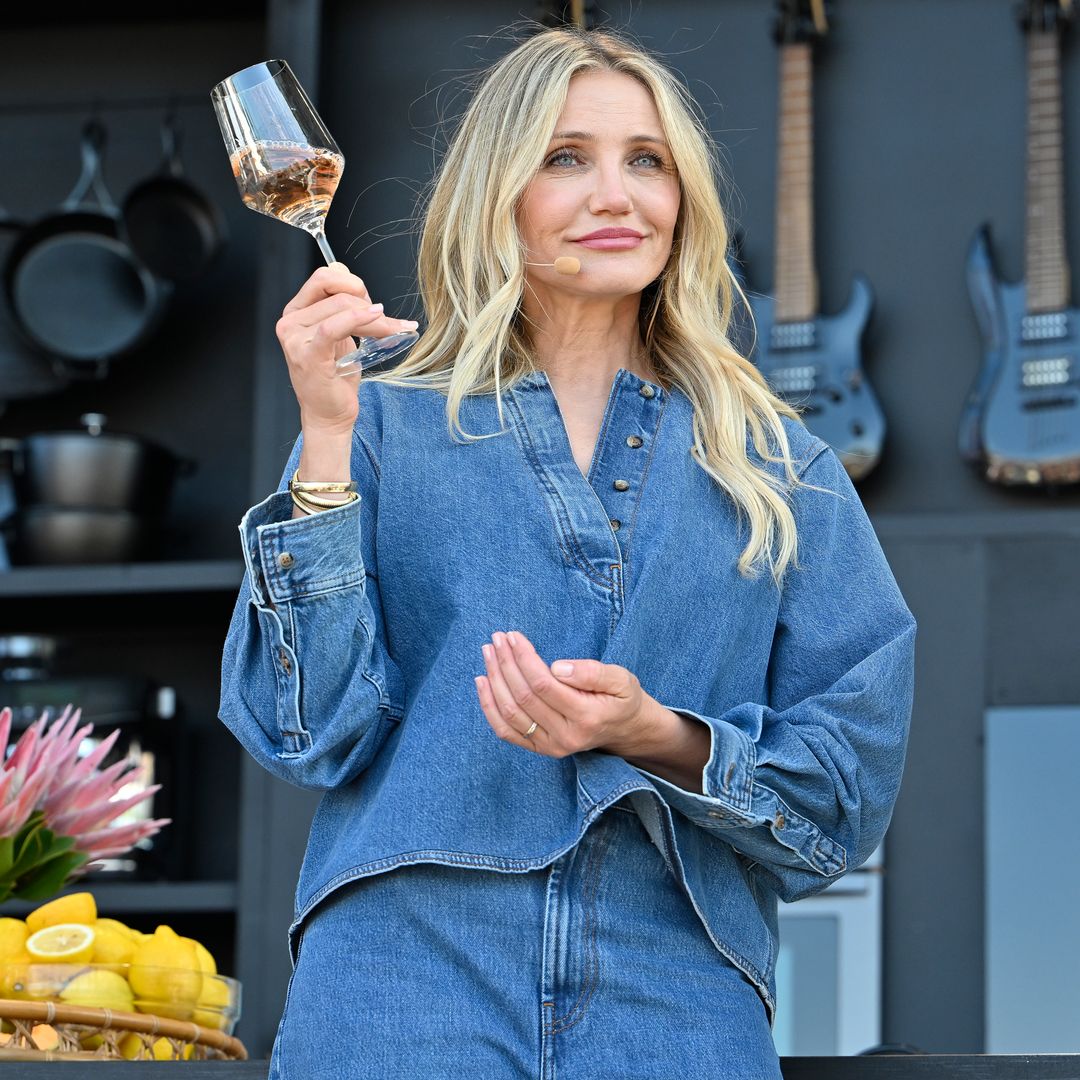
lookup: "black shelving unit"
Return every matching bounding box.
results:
[0,882,238,916]
[0,561,244,598]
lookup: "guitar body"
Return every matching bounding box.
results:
[748,275,885,480]
[963,224,1080,485]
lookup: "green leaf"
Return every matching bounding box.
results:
[13,851,90,902]
[0,836,14,878]
[0,824,80,889]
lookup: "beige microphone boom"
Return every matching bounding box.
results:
[525,256,581,275]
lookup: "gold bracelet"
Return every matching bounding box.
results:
[291,488,360,514]
[290,469,357,493]
[290,491,315,516]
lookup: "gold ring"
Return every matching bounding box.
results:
[524,721,538,738]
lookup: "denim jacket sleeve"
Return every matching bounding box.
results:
[218,429,405,791]
[635,446,917,903]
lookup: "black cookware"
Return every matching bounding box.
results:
[122,112,225,282]
[2,507,149,565]
[3,412,194,516]
[0,209,70,404]
[3,120,171,373]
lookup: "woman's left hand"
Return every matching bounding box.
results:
[475,630,652,758]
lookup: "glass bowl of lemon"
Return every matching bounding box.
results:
[0,894,242,1045]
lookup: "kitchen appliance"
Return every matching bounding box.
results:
[0,634,183,880]
[772,840,885,1056]
[985,705,1080,1053]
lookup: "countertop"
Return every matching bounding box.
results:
[2,1056,1080,1078]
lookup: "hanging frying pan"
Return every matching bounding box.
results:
[0,208,70,405]
[121,111,226,282]
[3,119,171,375]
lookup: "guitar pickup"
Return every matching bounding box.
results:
[1020,357,1072,387]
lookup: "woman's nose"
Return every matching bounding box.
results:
[588,162,634,213]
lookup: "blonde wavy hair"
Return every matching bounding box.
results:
[363,23,825,585]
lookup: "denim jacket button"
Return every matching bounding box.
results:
[609,519,621,531]
[626,435,644,448]
[613,479,630,491]
[639,385,655,398]
[774,812,786,830]
[277,552,295,569]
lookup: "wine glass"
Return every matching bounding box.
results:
[211,59,417,376]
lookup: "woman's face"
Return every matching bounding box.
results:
[516,70,681,302]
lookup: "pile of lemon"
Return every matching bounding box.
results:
[0,892,231,1059]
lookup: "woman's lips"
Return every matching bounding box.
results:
[573,235,643,250]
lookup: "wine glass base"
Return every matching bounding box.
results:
[335,330,419,377]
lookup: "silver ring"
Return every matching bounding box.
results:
[524,721,538,738]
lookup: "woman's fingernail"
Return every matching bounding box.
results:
[368,303,384,312]
[402,320,419,329]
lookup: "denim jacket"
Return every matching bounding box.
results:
[218,367,916,1026]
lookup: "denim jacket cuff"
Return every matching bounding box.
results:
[240,491,365,605]
[634,706,847,878]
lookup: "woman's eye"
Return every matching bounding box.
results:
[546,149,580,167]
[631,151,665,168]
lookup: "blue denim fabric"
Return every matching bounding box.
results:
[269,801,783,1080]
[218,367,917,1033]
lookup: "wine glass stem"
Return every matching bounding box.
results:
[313,231,337,267]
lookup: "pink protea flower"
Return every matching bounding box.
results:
[0,705,170,901]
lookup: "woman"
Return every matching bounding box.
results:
[219,24,916,1079]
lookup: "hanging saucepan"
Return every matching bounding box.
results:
[3,119,172,376]
[0,208,70,404]
[121,111,226,282]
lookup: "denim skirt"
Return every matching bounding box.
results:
[270,800,783,1080]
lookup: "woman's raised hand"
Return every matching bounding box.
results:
[275,263,419,436]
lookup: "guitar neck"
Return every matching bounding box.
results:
[1025,26,1072,312]
[774,41,819,323]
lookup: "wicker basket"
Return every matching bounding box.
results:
[0,998,247,1061]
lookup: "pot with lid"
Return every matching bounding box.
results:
[0,413,194,565]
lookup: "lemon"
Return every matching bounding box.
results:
[0,952,34,999]
[180,937,217,976]
[152,1036,194,1060]
[91,923,135,966]
[118,1031,144,1060]
[25,924,96,964]
[129,925,202,1020]
[193,975,231,1029]
[25,892,97,935]
[94,918,138,942]
[58,968,134,1011]
[118,1032,193,1061]
[0,918,28,961]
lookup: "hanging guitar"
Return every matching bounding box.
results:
[746,0,886,481]
[536,0,596,29]
[961,0,1080,487]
